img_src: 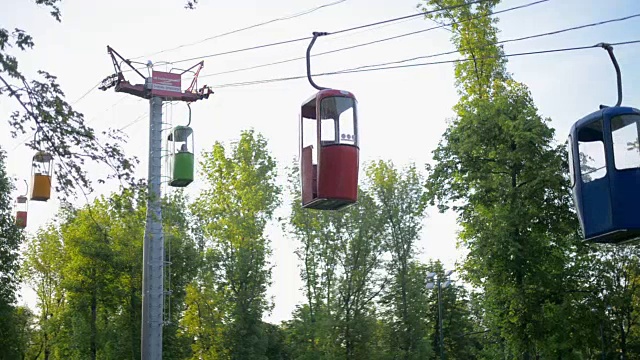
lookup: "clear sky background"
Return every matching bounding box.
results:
[1,0,640,324]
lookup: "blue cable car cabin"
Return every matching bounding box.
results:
[568,106,640,244]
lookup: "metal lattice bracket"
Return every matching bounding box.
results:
[100,46,214,102]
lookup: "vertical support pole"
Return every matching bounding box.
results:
[438,278,445,360]
[141,96,165,359]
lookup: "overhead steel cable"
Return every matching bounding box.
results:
[71,82,101,105]
[130,0,349,60]
[171,36,312,65]
[207,39,640,88]
[80,6,638,137]
[170,0,496,65]
[199,0,549,79]
[338,12,640,72]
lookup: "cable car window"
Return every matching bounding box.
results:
[301,115,318,164]
[611,114,640,170]
[321,96,357,146]
[321,119,337,144]
[567,136,575,187]
[577,119,607,183]
[338,99,357,146]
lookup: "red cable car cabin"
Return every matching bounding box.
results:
[15,195,27,229]
[300,89,359,210]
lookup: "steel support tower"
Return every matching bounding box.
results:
[100,47,211,359]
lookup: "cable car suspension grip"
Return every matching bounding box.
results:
[186,103,192,127]
[307,32,329,91]
[597,42,622,108]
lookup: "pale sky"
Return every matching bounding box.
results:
[1,0,639,324]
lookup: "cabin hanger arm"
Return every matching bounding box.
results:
[306,32,329,91]
[597,42,622,109]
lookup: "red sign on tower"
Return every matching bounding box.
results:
[151,71,182,97]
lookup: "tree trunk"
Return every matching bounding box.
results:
[620,320,627,360]
[43,328,49,360]
[130,283,137,360]
[511,158,531,360]
[91,286,97,360]
[345,301,352,360]
[400,260,410,360]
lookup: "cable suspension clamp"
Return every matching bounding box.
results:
[306,32,330,91]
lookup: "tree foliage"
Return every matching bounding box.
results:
[12,1,640,359]
[418,0,505,104]
[283,159,448,360]
[366,160,430,360]
[0,0,138,199]
[189,129,281,360]
[0,147,26,360]
[0,149,23,306]
[420,0,587,358]
[285,160,389,360]
[19,184,198,359]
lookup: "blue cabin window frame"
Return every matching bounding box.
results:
[610,114,640,171]
[567,135,575,187]
[577,118,608,184]
[569,107,640,243]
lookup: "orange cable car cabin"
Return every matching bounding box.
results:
[30,151,53,201]
[300,89,359,210]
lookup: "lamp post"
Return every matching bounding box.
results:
[427,269,454,360]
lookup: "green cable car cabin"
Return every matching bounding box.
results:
[167,126,195,187]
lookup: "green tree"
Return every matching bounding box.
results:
[162,191,202,359]
[100,187,146,360]
[584,244,640,359]
[58,199,122,360]
[333,190,386,360]
[180,265,229,360]
[0,305,37,360]
[285,160,390,360]
[284,161,341,360]
[13,306,38,359]
[185,0,199,9]
[427,79,581,359]
[418,0,505,105]
[0,147,26,360]
[1,1,137,199]
[422,260,481,360]
[21,185,198,359]
[264,322,291,360]
[191,129,281,360]
[419,0,582,357]
[21,224,67,360]
[367,160,429,360]
[378,260,432,360]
